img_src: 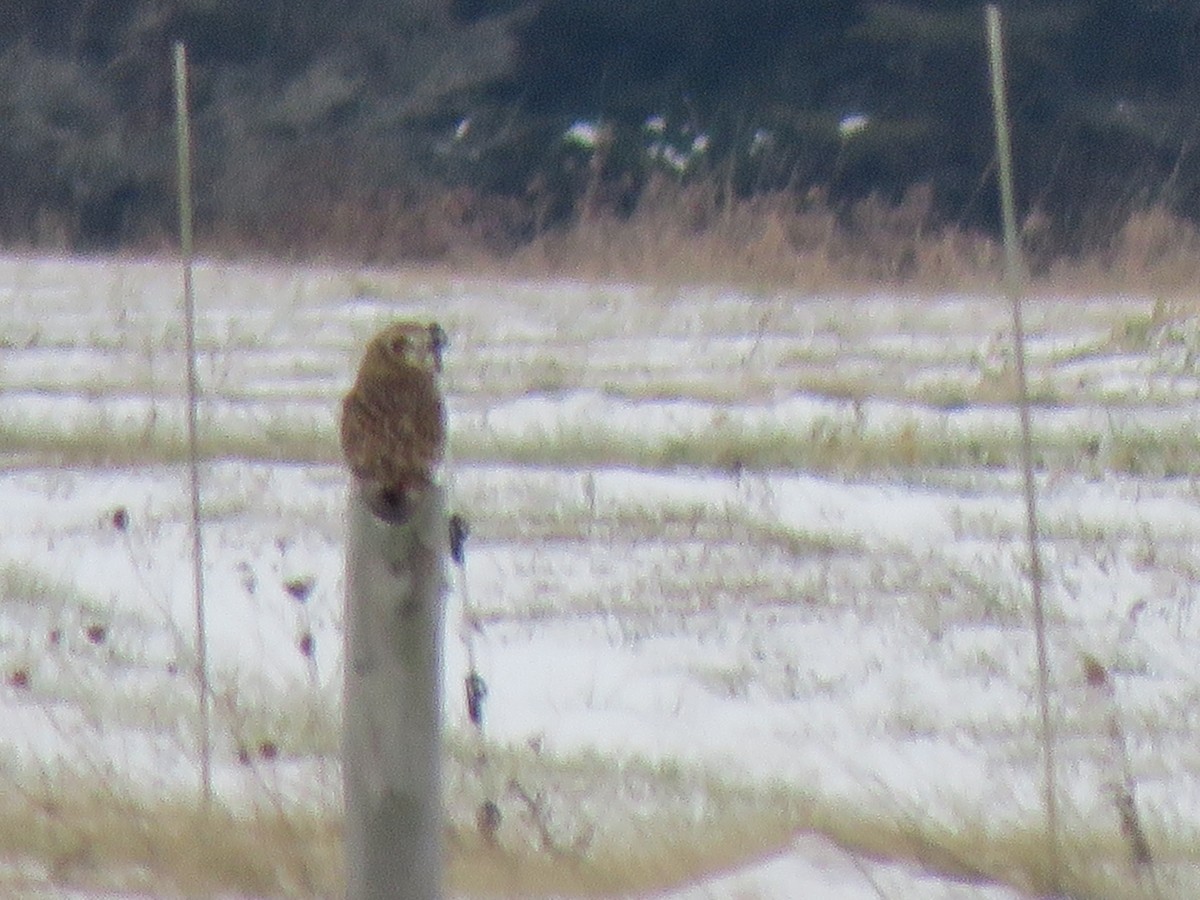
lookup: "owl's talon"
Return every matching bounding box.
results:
[363,484,411,523]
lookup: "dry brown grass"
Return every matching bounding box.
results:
[517,186,1200,300]
[508,180,1004,292]
[182,161,1200,300]
[5,754,1189,899]
[0,774,341,897]
[1037,206,1200,300]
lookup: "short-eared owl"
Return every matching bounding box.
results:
[340,322,446,502]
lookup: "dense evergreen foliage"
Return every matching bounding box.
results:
[1,0,1197,261]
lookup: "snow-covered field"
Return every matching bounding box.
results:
[1,256,1199,898]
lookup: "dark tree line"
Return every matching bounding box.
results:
[2,0,1199,261]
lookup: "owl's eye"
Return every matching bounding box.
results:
[388,335,409,355]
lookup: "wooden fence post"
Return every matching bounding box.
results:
[343,480,448,900]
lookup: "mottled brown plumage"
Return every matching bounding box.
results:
[340,322,446,499]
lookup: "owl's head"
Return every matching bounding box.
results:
[370,321,446,373]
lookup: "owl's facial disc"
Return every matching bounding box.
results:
[378,322,439,369]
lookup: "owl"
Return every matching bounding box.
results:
[340,322,447,510]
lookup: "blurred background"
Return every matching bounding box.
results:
[4,0,1200,280]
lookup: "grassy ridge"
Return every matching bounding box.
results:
[4,405,1200,479]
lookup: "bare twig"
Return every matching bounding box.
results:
[1083,654,1159,892]
[507,779,593,859]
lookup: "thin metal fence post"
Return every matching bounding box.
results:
[172,39,212,807]
[985,6,1062,890]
